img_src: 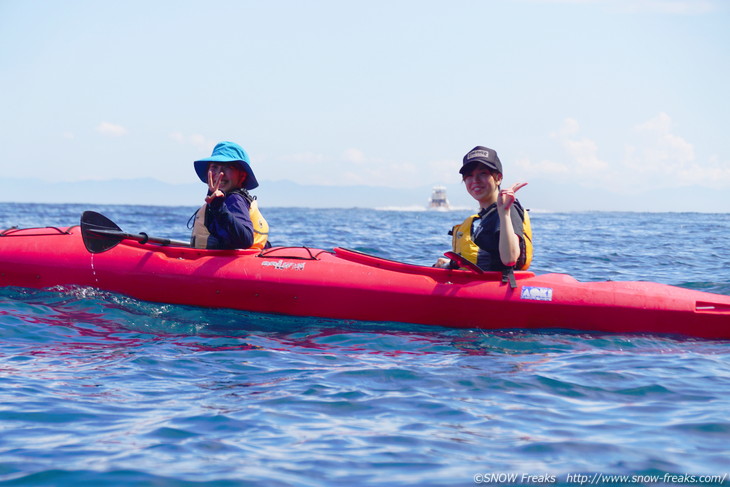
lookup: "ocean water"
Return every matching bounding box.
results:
[0,203,729,487]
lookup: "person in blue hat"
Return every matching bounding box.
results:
[189,141,269,250]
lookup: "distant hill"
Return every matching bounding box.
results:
[1,177,727,212]
[0,178,476,210]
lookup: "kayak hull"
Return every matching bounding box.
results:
[1,225,729,338]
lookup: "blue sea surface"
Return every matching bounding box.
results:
[0,203,729,487]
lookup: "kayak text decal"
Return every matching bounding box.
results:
[262,260,306,271]
[520,286,553,301]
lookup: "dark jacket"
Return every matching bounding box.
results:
[472,201,527,271]
[204,191,254,249]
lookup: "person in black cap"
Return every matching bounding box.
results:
[188,141,269,250]
[434,146,532,274]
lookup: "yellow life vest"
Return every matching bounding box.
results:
[450,205,533,270]
[451,214,481,266]
[191,195,269,250]
[521,208,533,270]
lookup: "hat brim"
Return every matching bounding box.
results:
[459,160,500,175]
[194,158,259,190]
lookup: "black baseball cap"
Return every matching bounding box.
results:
[459,146,503,175]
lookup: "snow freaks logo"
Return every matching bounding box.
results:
[473,472,728,484]
[520,286,553,301]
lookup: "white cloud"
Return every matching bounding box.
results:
[624,112,730,188]
[169,132,215,152]
[523,113,730,192]
[544,118,609,175]
[635,111,671,133]
[554,118,580,137]
[626,112,695,177]
[562,137,608,172]
[516,114,730,193]
[96,122,127,137]
[343,148,367,165]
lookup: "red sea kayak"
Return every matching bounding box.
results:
[1,222,729,339]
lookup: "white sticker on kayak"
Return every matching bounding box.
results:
[261,260,306,271]
[520,286,553,301]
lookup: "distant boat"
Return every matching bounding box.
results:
[427,186,451,211]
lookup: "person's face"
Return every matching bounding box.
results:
[463,164,501,206]
[209,162,247,192]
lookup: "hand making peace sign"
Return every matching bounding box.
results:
[205,168,225,204]
[497,182,528,212]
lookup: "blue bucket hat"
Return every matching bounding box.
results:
[193,141,259,190]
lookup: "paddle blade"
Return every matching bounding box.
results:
[80,211,124,254]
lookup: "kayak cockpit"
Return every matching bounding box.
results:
[333,247,536,281]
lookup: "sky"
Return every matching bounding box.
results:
[1,0,729,211]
